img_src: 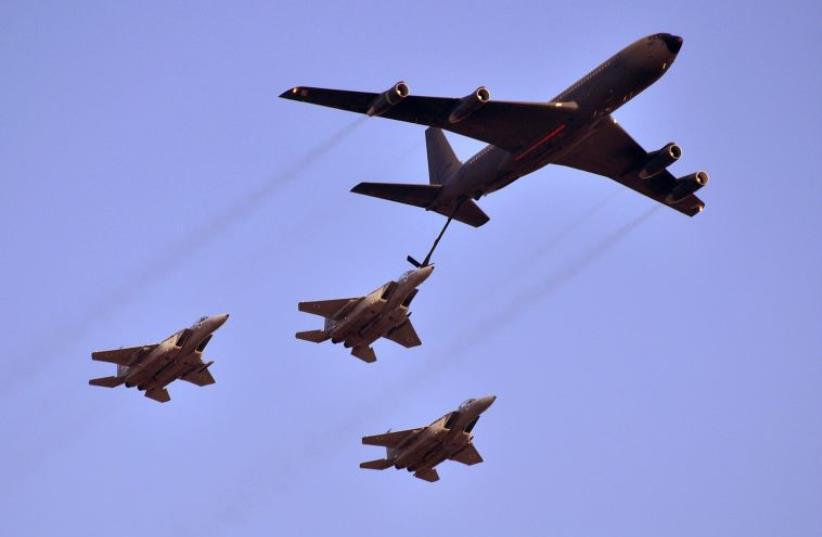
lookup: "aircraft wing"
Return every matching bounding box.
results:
[298,297,362,319]
[552,116,705,216]
[280,87,578,153]
[181,363,216,387]
[385,320,421,348]
[450,443,484,466]
[362,428,423,448]
[91,345,157,366]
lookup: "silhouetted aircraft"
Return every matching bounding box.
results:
[360,396,496,482]
[89,314,229,403]
[296,264,433,363]
[281,33,708,226]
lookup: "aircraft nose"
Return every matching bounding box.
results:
[212,313,230,328]
[661,33,683,54]
[417,264,435,282]
[476,395,497,413]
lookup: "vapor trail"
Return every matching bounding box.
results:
[463,205,659,344]
[8,118,365,388]
[514,189,622,271]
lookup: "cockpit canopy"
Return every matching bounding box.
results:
[459,398,476,410]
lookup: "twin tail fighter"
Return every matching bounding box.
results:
[296,263,433,363]
[89,314,229,403]
[360,396,496,482]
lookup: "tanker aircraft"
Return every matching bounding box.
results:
[281,33,708,226]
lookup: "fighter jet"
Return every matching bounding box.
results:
[88,314,229,403]
[281,33,708,226]
[360,395,496,482]
[296,264,433,363]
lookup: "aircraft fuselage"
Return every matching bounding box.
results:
[390,395,495,473]
[123,314,228,392]
[434,33,683,208]
[329,265,433,348]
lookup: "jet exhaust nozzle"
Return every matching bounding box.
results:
[665,171,709,203]
[638,142,681,179]
[449,86,491,124]
[367,81,410,117]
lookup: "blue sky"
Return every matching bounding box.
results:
[1,1,820,535]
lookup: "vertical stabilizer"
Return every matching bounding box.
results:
[425,128,460,185]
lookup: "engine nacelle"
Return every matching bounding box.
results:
[638,142,681,179]
[665,171,709,203]
[448,86,491,124]
[366,81,410,117]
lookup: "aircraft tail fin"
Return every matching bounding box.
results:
[351,345,377,363]
[295,330,330,343]
[89,376,125,388]
[414,468,440,482]
[359,458,393,470]
[425,127,460,185]
[145,388,171,403]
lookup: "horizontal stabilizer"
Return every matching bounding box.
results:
[351,345,376,363]
[351,182,441,209]
[414,468,440,482]
[89,376,124,388]
[435,198,489,227]
[362,428,421,448]
[144,388,170,403]
[295,330,330,343]
[352,182,489,227]
[359,458,393,470]
[298,298,360,319]
[91,344,156,366]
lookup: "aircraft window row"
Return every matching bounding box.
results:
[558,58,612,99]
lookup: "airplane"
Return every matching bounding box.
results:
[280,33,708,227]
[360,395,497,482]
[88,314,229,403]
[296,263,434,363]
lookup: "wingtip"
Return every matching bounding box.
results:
[279,87,303,100]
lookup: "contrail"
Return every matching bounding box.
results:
[207,206,659,533]
[513,188,622,271]
[463,205,659,342]
[7,118,365,389]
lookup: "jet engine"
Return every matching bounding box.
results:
[665,171,709,203]
[448,86,491,124]
[638,142,681,179]
[366,81,410,117]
